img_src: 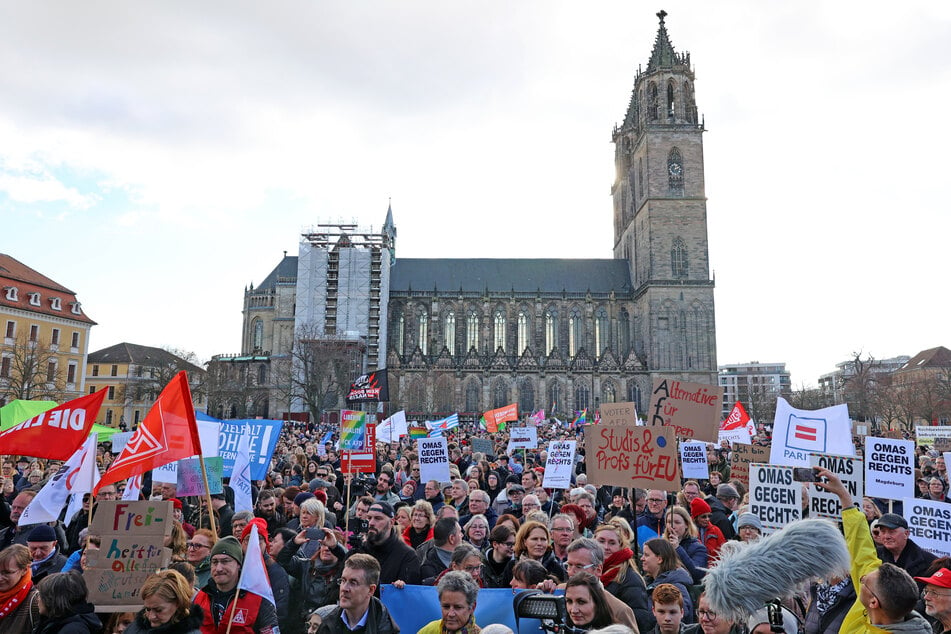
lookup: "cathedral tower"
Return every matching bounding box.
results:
[612,11,717,381]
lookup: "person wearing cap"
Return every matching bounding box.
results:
[736,514,763,543]
[171,499,196,539]
[240,518,290,632]
[704,484,739,542]
[26,525,67,584]
[194,535,280,634]
[690,498,726,564]
[875,513,937,583]
[210,491,234,538]
[915,567,951,633]
[348,501,421,587]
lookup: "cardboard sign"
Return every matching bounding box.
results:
[648,378,722,442]
[916,426,951,446]
[507,427,538,451]
[176,457,223,496]
[680,441,709,480]
[600,402,638,426]
[471,438,494,457]
[542,441,576,489]
[584,424,679,492]
[418,436,450,484]
[903,497,951,557]
[730,443,770,489]
[86,537,170,573]
[864,436,915,500]
[809,453,864,520]
[749,464,802,534]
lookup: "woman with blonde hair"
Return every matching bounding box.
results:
[593,523,650,631]
[664,505,708,583]
[124,569,203,633]
[505,520,566,583]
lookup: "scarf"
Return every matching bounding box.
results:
[600,548,634,586]
[0,567,32,621]
[442,613,480,634]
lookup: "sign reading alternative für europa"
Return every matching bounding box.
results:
[648,378,723,442]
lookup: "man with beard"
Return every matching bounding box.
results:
[255,489,285,537]
[373,473,400,506]
[349,501,421,587]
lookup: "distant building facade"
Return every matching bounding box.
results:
[718,361,791,419]
[818,355,911,404]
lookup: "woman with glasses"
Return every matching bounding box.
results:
[564,571,614,632]
[184,529,216,588]
[122,569,203,633]
[641,538,695,623]
[0,544,39,633]
[440,543,485,587]
[696,591,744,634]
[403,500,435,549]
[482,524,516,588]
[463,514,490,551]
[593,521,651,630]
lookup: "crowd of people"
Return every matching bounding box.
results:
[0,419,949,634]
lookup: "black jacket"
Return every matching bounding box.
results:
[277,539,346,615]
[877,538,938,582]
[349,528,421,586]
[606,567,652,634]
[704,495,736,541]
[34,602,102,634]
[124,604,204,634]
[316,596,400,634]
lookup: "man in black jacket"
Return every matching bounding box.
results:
[318,554,400,634]
[705,484,739,541]
[349,501,421,587]
[875,513,936,584]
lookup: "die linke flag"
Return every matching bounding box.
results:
[95,371,202,494]
[0,389,106,460]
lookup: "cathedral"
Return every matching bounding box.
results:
[207,12,718,423]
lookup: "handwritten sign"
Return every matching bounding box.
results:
[507,427,538,451]
[600,402,637,426]
[648,378,723,442]
[730,443,770,489]
[584,424,679,492]
[542,441,576,489]
[471,438,494,457]
[177,457,223,496]
[749,464,802,534]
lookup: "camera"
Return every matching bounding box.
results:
[513,591,585,634]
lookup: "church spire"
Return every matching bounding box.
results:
[647,10,684,71]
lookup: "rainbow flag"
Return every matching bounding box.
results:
[572,409,587,428]
[338,410,367,450]
[409,426,429,439]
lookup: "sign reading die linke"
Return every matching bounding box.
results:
[648,379,723,443]
[87,500,173,611]
[584,424,680,493]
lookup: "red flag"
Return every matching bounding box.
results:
[0,390,106,460]
[95,371,200,494]
[720,401,751,431]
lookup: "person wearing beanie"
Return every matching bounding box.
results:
[736,513,763,542]
[194,535,280,633]
[26,524,67,584]
[690,497,726,564]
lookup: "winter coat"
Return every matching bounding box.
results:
[316,596,400,634]
[33,602,101,634]
[605,566,651,633]
[277,539,346,614]
[349,528,421,586]
[502,550,567,586]
[803,579,856,634]
[647,567,695,623]
[481,549,511,589]
[0,585,39,634]
[877,539,938,582]
[124,604,204,634]
[31,550,69,584]
[704,496,737,541]
[636,512,666,548]
[699,524,727,564]
[402,524,433,549]
[420,543,451,584]
[675,535,708,584]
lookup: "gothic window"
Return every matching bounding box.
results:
[466,311,479,352]
[517,310,529,354]
[594,308,609,356]
[568,308,582,356]
[627,382,641,411]
[575,383,590,411]
[395,315,405,355]
[418,310,429,355]
[619,308,631,353]
[408,380,425,412]
[545,310,557,353]
[257,364,267,385]
[602,382,616,403]
[519,379,534,414]
[638,158,645,199]
[494,379,509,409]
[435,376,453,412]
[445,312,456,356]
[493,310,506,352]
[648,82,658,120]
[465,380,481,412]
[668,148,684,197]
[252,319,264,351]
[671,237,688,278]
[548,382,561,413]
[667,81,675,118]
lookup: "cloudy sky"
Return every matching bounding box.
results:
[4,2,950,389]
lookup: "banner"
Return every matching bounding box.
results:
[176,457,223,496]
[584,424,679,492]
[506,427,538,451]
[418,436,450,484]
[769,398,854,467]
[230,427,254,514]
[864,436,915,500]
[542,441,576,489]
[238,523,276,606]
[730,443,770,489]
[648,378,723,442]
[377,410,408,443]
[381,585,547,634]
[217,419,282,480]
[679,441,709,480]
[339,410,367,451]
[341,423,376,474]
[600,402,638,426]
[484,404,518,433]
[916,426,951,446]
[749,464,802,534]
[19,434,99,526]
[809,453,864,519]
[0,390,106,459]
[903,497,951,557]
[346,369,389,402]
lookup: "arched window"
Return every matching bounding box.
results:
[435,376,453,412]
[418,310,428,355]
[493,310,506,352]
[667,81,675,118]
[603,382,616,403]
[445,312,456,356]
[668,147,684,197]
[517,310,529,354]
[648,82,658,120]
[638,158,645,199]
[627,382,641,411]
[466,311,479,352]
[671,237,688,278]
[619,308,631,353]
[548,382,561,413]
[257,364,267,385]
[519,379,534,414]
[575,384,590,411]
[494,380,509,409]
[568,309,582,356]
[594,308,609,356]
[252,319,264,351]
[545,310,557,353]
[465,381,481,412]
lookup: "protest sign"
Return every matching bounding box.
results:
[730,443,770,489]
[937,439,951,453]
[809,453,864,519]
[719,427,751,446]
[176,457,223,496]
[339,410,367,450]
[110,431,133,454]
[864,436,915,500]
[418,436,450,484]
[471,438,494,457]
[770,398,854,467]
[916,426,951,446]
[600,402,638,426]
[341,424,376,473]
[151,461,178,484]
[507,427,538,451]
[903,497,951,557]
[679,441,709,480]
[749,464,802,534]
[584,424,679,492]
[217,419,282,480]
[542,441,576,489]
[648,378,722,442]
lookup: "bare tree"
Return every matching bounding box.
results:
[839,351,878,422]
[0,333,69,402]
[789,383,825,411]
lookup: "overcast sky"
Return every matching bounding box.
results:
[4,2,950,389]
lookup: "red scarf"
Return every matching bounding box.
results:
[0,567,31,621]
[599,548,634,586]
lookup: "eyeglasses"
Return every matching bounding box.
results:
[697,609,718,621]
[461,565,481,573]
[647,497,666,503]
[565,562,597,572]
[860,574,881,605]
[186,542,210,550]
[922,587,951,598]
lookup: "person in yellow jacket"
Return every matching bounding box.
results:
[814,467,931,634]
[417,571,481,634]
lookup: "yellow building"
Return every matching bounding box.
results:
[0,254,95,405]
[85,342,206,428]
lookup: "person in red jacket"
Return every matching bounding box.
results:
[690,498,725,565]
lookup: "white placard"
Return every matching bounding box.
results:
[151,461,178,484]
[770,398,854,467]
[903,497,951,557]
[718,428,751,446]
[418,437,450,484]
[864,436,915,500]
[542,441,576,489]
[507,427,538,451]
[749,464,802,534]
[679,441,709,480]
[197,420,220,457]
[809,453,864,519]
[915,426,951,445]
[110,431,133,454]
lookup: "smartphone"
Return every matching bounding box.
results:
[306,528,326,541]
[792,467,818,482]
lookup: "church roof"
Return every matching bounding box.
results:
[254,255,298,292]
[390,259,633,294]
[647,10,683,72]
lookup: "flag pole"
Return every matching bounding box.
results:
[224,592,241,634]
[198,457,219,538]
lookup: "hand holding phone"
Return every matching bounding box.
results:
[792,467,818,482]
